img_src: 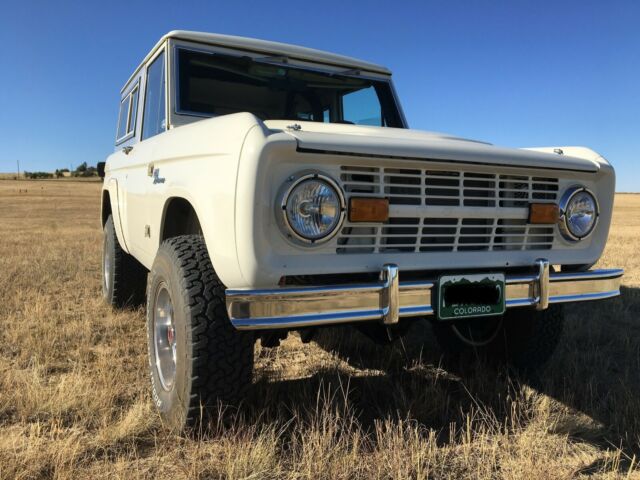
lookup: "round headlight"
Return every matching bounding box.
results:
[559,187,599,241]
[280,174,345,243]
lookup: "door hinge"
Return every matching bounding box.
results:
[144,225,151,238]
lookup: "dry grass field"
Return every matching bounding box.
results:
[0,180,639,479]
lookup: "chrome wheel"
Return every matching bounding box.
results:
[103,239,111,292]
[153,283,176,391]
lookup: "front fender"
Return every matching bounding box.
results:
[144,112,266,287]
[103,178,130,254]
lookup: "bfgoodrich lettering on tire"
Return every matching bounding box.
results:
[146,235,254,431]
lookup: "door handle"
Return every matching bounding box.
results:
[122,146,133,155]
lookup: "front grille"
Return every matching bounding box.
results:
[337,165,559,254]
[340,166,559,207]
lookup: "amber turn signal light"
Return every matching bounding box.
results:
[528,203,560,224]
[349,197,389,222]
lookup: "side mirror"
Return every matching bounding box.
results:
[97,162,106,179]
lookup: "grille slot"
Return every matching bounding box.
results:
[338,217,554,253]
[337,165,559,254]
[340,166,559,207]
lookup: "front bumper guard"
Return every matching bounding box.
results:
[226,260,623,331]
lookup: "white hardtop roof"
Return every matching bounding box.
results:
[122,30,391,92]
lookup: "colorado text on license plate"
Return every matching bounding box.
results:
[437,273,506,320]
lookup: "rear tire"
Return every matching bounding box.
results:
[146,235,254,432]
[102,215,147,308]
[432,305,564,371]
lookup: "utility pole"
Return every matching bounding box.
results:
[17,159,20,179]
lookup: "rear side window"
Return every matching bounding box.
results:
[116,96,131,140]
[142,51,166,140]
[129,88,139,134]
[115,83,139,143]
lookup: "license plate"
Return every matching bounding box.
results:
[437,273,505,320]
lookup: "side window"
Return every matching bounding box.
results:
[142,51,166,140]
[342,86,383,126]
[115,83,139,143]
[128,87,139,135]
[116,95,131,140]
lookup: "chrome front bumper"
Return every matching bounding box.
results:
[226,260,623,331]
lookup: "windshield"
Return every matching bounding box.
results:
[176,48,404,127]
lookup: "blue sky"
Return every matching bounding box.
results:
[0,0,638,191]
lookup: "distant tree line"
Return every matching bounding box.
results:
[24,171,54,179]
[69,162,98,177]
[24,162,98,179]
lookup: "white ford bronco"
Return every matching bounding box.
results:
[100,30,623,431]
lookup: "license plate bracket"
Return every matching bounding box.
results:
[437,273,506,321]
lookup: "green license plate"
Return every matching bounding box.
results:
[437,273,506,320]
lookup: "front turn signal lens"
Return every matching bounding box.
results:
[528,203,560,224]
[349,197,389,222]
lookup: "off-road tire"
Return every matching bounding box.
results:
[146,235,254,432]
[432,305,564,371]
[102,215,147,308]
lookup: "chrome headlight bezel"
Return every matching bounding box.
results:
[558,186,600,242]
[277,172,346,245]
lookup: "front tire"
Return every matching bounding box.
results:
[102,215,147,308]
[146,235,254,432]
[432,305,564,371]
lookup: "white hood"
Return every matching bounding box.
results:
[263,120,600,173]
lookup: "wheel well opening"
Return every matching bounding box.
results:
[101,190,112,226]
[161,198,202,242]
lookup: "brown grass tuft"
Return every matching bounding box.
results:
[1,181,639,479]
